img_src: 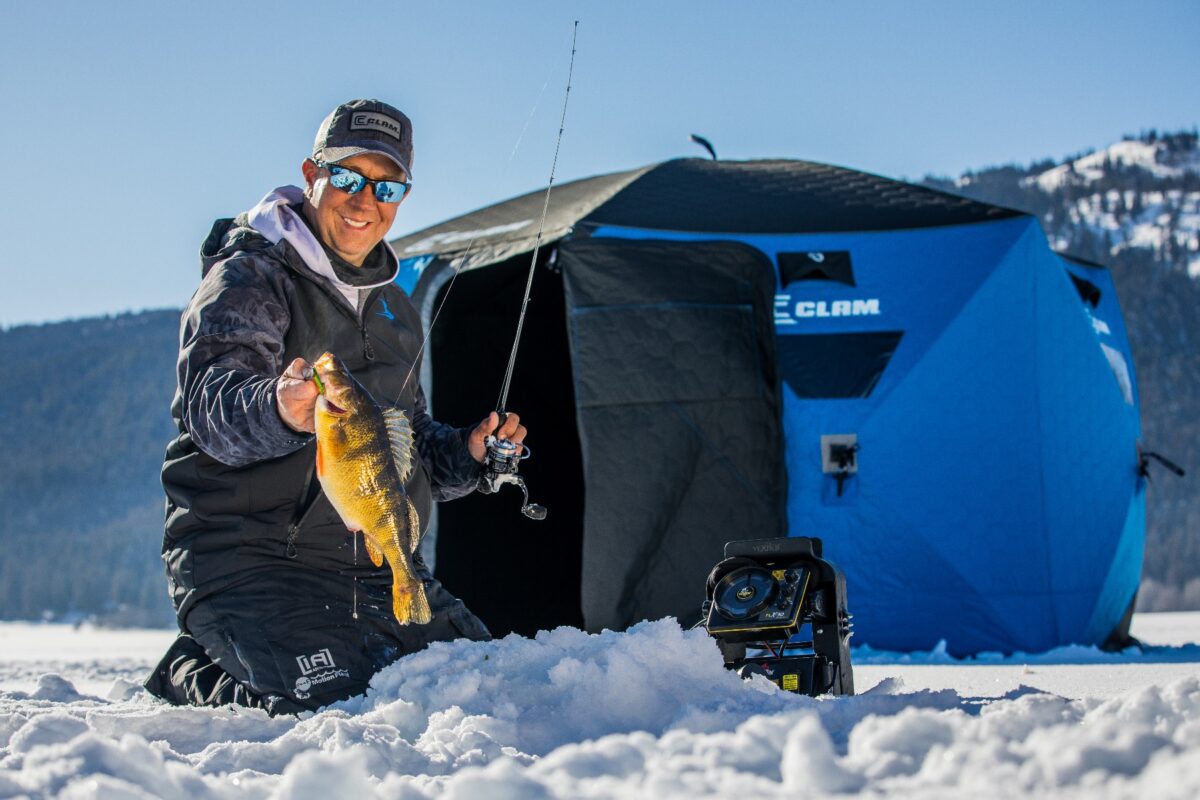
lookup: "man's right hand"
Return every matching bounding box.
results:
[277,357,319,433]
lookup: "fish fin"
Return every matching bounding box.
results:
[393,579,433,626]
[362,534,384,567]
[315,439,325,479]
[407,497,421,553]
[383,407,416,483]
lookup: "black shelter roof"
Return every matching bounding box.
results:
[390,158,1024,271]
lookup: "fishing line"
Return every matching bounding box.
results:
[495,19,579,416]
[511,69,556,162]
[393,21,580,409]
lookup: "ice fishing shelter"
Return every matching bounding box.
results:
[392,159,1145,655]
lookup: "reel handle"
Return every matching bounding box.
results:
[478,433,548,520]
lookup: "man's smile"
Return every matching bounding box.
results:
[340,215,371,230]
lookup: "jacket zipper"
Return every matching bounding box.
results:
[359,287,383,361]
[361,326,375,361]
[285,459,318,558]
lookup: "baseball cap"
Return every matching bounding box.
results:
[312,99,414,179]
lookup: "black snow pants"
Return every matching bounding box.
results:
[144,557,490,715]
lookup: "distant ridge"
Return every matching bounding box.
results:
[0,309,181,626]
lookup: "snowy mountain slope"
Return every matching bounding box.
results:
[1030,138,1200,191]
[944,131,1200,276]
[1024,136,1200,276]
[1,616,1199,798]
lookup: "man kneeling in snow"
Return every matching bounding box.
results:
[145,99,525,715]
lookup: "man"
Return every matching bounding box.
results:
[145,99,525,715]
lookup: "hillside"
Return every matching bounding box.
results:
[0,311,180,626]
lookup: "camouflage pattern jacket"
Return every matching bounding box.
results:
[160,186,480,628]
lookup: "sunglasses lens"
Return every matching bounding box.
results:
[374,181,409,203]
[327,166,365,194]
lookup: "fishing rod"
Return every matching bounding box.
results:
[477,20,579,520]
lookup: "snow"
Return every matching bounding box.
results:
[1029,139,1200,193]
[1023,138,1200,275]
[0,614,1198,798]
[1042,187,1200,276]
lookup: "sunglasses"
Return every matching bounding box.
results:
[314,160,412,203]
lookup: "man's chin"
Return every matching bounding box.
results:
[329,237,381,266]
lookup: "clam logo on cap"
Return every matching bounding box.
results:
[351,113,403,140]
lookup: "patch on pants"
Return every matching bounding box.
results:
[266,627,369,704]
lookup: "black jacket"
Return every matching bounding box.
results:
[161,187,480,629]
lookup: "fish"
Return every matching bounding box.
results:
[311,351,431,625]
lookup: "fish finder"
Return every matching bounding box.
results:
[702,537,854,696]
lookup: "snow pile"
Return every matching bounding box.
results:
[1,618,1199,798]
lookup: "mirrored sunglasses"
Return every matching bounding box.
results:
[315,160,411,203]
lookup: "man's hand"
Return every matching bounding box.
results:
[468,411,527,463]
[277,357,319,434]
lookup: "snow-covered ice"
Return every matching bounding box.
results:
[0,614,1198,798]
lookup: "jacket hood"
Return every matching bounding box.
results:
[199,186,400,310]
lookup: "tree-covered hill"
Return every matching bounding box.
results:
[0,310,180,625]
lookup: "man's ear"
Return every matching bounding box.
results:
[301,159,318,193]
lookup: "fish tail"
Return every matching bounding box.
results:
[393,582,433,626]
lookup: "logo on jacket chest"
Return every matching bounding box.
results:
[377,296,396,321]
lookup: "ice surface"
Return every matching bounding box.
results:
[0,614,1197,798]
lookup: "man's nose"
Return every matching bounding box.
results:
[347,184,377,210]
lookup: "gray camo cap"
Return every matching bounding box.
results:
[312,99,414,179]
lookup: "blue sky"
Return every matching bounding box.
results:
[1,0,1196,326]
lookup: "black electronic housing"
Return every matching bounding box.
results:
[703,537,854,696]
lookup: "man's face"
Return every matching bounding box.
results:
[301,152,407,266]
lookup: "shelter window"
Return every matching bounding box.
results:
[777,331,903,398]
[778,251,855,287]
[1069,273,1102,308]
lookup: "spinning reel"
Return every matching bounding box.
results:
[477,419,547,520]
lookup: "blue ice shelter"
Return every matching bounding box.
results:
[393,159,1145,654]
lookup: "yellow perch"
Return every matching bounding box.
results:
[311,352,431,625]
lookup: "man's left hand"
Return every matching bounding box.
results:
[468,411,527,463]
